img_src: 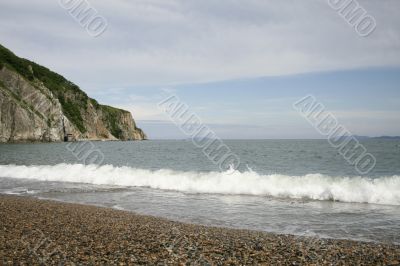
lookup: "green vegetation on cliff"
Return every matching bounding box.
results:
[100,105,129,139]
[0,44,136,139]
[0,44,87,133]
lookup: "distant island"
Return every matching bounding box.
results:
[353,135,400,140]
[0,44,146,143]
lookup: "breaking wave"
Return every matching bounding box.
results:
[0,164,399,205]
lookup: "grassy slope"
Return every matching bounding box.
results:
[0,44,132,137]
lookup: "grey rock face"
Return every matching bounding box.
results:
[0,66,146,143]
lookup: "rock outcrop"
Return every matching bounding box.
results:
[0,44,146,143]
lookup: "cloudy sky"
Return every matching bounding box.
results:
[1,0,399,138]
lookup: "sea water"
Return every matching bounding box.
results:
[0,140,399,244]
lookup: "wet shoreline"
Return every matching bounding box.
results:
[1,195,399,265]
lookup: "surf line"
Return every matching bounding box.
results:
[293,95,376,175]
[158,94,240,173]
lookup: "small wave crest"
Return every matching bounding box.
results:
[0,164,399,205]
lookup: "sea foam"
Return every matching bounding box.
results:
[0,164,399,205]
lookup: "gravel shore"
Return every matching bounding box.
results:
[1,195,399,265]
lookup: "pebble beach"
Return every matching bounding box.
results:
[1,195,399,265]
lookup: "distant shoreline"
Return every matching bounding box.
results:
[1,137,399,144]
[1,195,399,264]
[0,139,148,144]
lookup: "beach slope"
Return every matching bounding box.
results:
[1,195,399,265]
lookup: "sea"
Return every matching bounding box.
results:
[0,139,399,244]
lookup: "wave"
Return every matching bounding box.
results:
[0,164,399,205]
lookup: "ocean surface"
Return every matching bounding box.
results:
[0,140,399,244]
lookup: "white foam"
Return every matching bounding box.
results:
[0,164,399,205]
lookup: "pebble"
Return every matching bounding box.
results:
[1,195,399,265]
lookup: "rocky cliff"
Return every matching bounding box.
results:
[0,44,146,142]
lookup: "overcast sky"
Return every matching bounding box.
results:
[1,0,399,138]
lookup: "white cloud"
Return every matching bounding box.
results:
[0,0,399,89]
[118,103,166,121]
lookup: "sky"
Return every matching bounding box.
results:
[0,0,399,139]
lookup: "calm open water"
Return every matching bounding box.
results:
[0,140,399,244]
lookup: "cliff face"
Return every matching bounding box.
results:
[0,44,146,143]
